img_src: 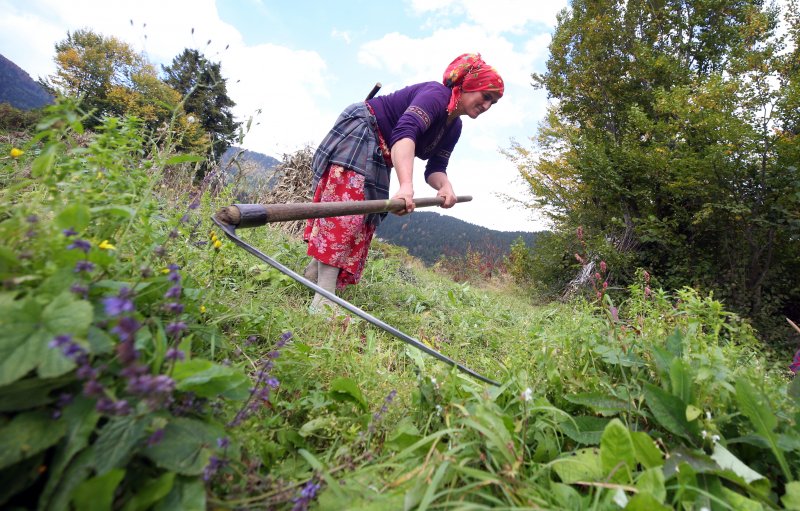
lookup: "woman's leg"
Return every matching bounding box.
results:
[310,260,340,312]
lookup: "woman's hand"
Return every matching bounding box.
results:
[391,184,415,215]
[427,172,457,208]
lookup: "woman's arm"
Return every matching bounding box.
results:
[426,171,456,208]
[390,137,416,214]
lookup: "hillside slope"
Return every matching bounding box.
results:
[0,54,53,110]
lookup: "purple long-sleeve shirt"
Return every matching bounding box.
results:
[367,81,462,180]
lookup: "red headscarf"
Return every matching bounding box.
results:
[442,53,504,114]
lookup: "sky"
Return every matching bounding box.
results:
[0,0,570,232]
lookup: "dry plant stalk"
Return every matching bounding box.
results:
[258,146,315,238]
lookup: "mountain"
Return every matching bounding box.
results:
[220,147,281,200]
[377,210,541,265]
[0,54,53,110]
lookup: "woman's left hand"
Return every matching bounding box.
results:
[427,172,457,208]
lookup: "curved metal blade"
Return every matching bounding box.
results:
[211,216,500,387]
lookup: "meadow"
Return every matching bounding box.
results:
[1,100,799,510]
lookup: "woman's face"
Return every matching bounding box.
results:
[459,90,501,119]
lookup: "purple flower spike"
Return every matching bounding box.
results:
[147,428,165,447]
[74,260,95,273]
[164,285,182,299]
[165,347,185,361]
[111,317,141,343]
[62,227,78,237]
[67,239,91,253]
[103,288,135,316]
[166,321,187,338]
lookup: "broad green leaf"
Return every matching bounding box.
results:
[0,292,93,385]
[735,379,792,481]
[329,377,368,411]
[663,446,717,479]
[385,419,422,452]
[565,392,632,414]
[710,444,765,484]
[782,481,800,510]
[172,359,250,400]
[669,358,694,404]
[625,493,672,511]
[631,431,663,469]
[153,476,206,511]
[600,419,635,483]
[70,468,125,511]
[39,397,101,510]
[719,487,765,511]
[561,415,610,445]
[551,448,603,484]
[94,415,147,475]
[635,467,667,503]
[299,417,335,438]
[643,383,694,441]
[0,410,67,469]
[0,374,74,412]
[122,472,176,511]
[143,418,223,475]
[55,204,91,231]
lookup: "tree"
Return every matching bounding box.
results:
[44,29,180,129]
[509,0,800,342]
[162,49,239,175]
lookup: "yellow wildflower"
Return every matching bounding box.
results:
[96,172,104,180]
[213,239,222,250]
[200,305,207,313]
[98,240,116,250]
[161,268,171,274]
[10,148,24,158]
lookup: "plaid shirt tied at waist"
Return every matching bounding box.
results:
[311,102,392,226]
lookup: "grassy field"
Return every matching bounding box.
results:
[1,102,798,510]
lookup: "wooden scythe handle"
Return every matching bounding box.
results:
[214,195,472,228]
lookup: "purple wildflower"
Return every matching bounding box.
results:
[188,200,200,210]
[180,214,190,223]
[103,288,135,316]
[166,321,187,338]
[74,260,95,273]
[217,437,230,449]
[203,455,227,482]
[164,285,182,299]
[168,229,179,239]
[83,379,105,397]
[292,479,322,511]
[165,347,185,361]
[26,214,39,223]
[153,245,166,257]
[164,302,184,314]
[147,428,165,447]
[111,317,141,343]
[62,227,78,237]
[67,239,91,253]
[70,284,89,299]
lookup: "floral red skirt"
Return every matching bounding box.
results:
[303,164,377,289]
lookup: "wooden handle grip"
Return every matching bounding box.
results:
[214,195,472,228]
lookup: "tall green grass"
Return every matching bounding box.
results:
[1,101,798,510]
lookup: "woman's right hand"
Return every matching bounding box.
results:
[392,184,415,215]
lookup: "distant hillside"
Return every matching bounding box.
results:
[377,211,541,265]
[0,54,53,110]
[220,147,280,200]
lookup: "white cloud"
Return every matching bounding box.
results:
[331,29,352,44]
[409,0,567,33]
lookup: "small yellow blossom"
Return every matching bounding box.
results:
[10,148,24,158]
[213,239,222,250]
[161,268,171,274]
[96,172,104,180]
[200,305,207,313]
[98,240,116,250]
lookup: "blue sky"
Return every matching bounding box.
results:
[1,0,569,231]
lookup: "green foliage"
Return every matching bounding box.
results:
[162,49,239,174]
[3,88,800,510]
[509,0,800,345]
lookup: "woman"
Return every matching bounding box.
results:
[304,53,504,312]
